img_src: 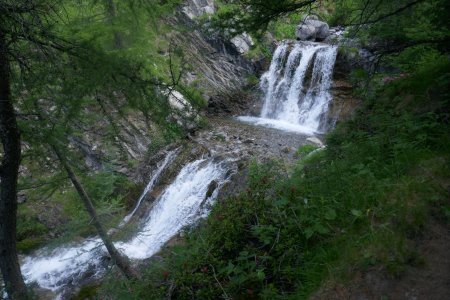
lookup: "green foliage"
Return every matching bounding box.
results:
[9,0,203,253]
[16,207,48,253]
[72,284,100,300]
[17,238,46,254]
[212,0,315,37]
[295,144,319,158]
[244,38,272,60]
[56,172,133,240]
[12,0,202,178]
[270,13,303,40]
[16,169,138,249]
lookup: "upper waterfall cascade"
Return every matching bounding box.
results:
[261,41,338,132]
[239,41,337,134]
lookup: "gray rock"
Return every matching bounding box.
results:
[230,32,254,54]
[296,24,317,41]
[182,0,215,19]
[282,146,292,154]
[306,137,324,147]
[18,192,27,204]
[306,20,330,41]
[296,15,330,41]
[304,15,319,21]
[205,180,218,200]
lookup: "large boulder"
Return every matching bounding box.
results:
[295,24,317,41]
[296,15,330,42]
[230,32,254,54]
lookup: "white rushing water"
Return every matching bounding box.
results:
[117,158,230,259]
[21,157,232,294]
[236,116,316,135]
[119,149,178,227]
[241,41,337,134]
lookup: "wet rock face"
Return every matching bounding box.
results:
[204,180,218,201]
[207,88,260,117]
[334,45,378,77]
[296,24,317,41]
[296,15,330,42]
[327,79,361,127]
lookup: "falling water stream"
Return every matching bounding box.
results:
[21,157,234,296]
[119,149,179,227]
[238,41,338,134]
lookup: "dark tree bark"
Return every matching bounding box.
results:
[51,146,138,280]
[104,0,123,49]
[0,29,29,299]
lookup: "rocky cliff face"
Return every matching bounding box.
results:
[176,0,256,99]
[57,0,259,178]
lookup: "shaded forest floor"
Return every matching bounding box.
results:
[313,217,450,300]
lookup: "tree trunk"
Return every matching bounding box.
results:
[0,30,29,299]
[104,0,123,49]
[51,146,138,280]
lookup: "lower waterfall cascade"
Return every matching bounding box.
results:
[20,157,234,295]
[119,149,179,228]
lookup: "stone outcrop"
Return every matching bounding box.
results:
[174,0,257,104]
[296,15,330,42]
[230,32,254,54]
[170,20,254,97]
[327,79,361,127]
[182,0,215,19]
[181,0,254,55]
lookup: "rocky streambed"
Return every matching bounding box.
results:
[194,116,323,161]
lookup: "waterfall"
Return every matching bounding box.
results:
[239,41,337,134]
[117,158,231,259]
[119,149,178,227]
[21,157,233,295]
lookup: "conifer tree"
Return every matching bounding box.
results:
[1,0,184,296]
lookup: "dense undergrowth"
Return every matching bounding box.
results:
[100,55,449,299]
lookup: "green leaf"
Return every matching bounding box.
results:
[351,209,363,218]
[325,208,337,220]
[256,269,265,280]
[274,198,288,207]
[315,224,329,235]
[304,227,314,239]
